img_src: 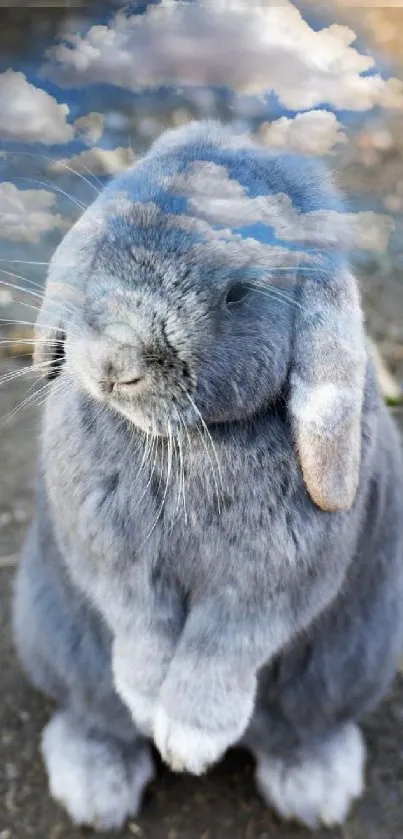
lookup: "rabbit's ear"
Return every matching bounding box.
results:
[289,266,367,512]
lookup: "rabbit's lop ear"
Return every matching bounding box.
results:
[289,266,367,512]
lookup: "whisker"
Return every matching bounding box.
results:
[3,299,41,317]
[4,299,78,327]
[173,408,187,525]
[145,431,159,502]
[0,287,79,327]
[0,359,55,388]
[49,161,101,196]
[0,260,57,266]
[171,432,181,519]
[182,389,223,505]
[178,414,191,523]
[0,267,45,290]
[249,283,304,313]
[23,368,57,400]
[0,339,62,346]
[135,428,153,484]
[0,318,49,327]
[0,277,44,302]
[0,319,84,342]
[264,266,329,272]
[34,377,70,411]
[0,318,65,332]
[0,277,80,326]
[75,161,104,191]
[0,149,100,195]
[0,336,84,350]
[0,376,55,427]
[196,420,222,513]
[139,422,173,550]
[13,176,87,213]
[133,431,158,512]
[0,353,41,362]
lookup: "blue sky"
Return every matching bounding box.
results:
[0,0,402,301]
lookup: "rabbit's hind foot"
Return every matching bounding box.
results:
[41,710,155,832]
[255,722,366,830]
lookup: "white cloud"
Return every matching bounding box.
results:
[102,168,393,272]
[258,111,347,156]
[49,146,135,176]
[0,182,68,244]
[74,112,104,145]
[41,1,403,112]
[101,194,307,271]
[161,161,394,251]
[0,70,74,145]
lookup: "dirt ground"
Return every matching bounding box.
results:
[1,356,403,839]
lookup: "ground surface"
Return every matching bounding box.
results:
[1,357,403,839]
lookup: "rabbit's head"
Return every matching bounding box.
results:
[36,121,366,512]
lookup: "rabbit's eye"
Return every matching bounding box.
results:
[225,282,252,307]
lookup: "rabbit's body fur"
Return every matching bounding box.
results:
[13,121,403,831]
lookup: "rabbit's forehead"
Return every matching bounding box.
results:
[56,141,346,298]
[93,148,349,286]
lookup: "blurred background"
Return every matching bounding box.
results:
[1,5,403,839]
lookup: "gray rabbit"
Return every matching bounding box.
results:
[13,121,403,831]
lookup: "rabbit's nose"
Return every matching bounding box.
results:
[101,361,145,393]
[107,374,145,393]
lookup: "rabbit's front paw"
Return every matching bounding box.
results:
[154,676,256,776]
[154,707,241,775]
[153,658,257,774]
[112,638,167,736]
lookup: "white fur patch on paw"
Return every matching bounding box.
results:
[153,707,240,775]
[41,712,155,831]
[255,723,366,830]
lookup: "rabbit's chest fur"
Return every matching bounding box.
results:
[43,378,345,611]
